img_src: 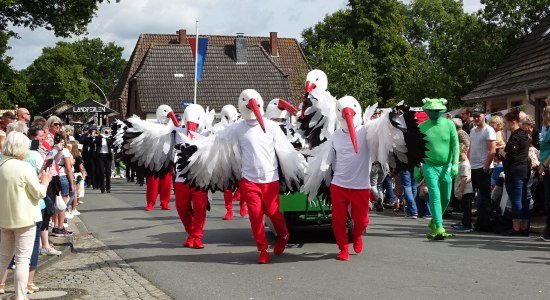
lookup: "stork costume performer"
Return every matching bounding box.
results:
[214,105,247,220]
[304,97,426,260]
[174,104,209,248]
[265,98,302,148]
[120,105,180,211]
[418,98,459,240]
[178,89,306,264]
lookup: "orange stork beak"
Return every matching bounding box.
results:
[246,98,266,133]
[167,111,180,127]
[277,99,298,116]
[342,107,358,153]
[186,121,198,138]
[305,81,316,93]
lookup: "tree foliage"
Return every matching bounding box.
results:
[301,0,550,108]
[307,41,379,106]
[0,31,30,109]
[0,0,119,38]
[20,38,126,114]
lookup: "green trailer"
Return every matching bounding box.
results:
[267,192,354,241]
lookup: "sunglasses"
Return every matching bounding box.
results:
[52,123,61,126]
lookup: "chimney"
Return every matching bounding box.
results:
[235,33,247,64]
[177,29,187,45]
[270,32,278,57]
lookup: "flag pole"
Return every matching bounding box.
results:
[193,20,199,105]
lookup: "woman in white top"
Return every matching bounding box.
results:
[0,132,52,299]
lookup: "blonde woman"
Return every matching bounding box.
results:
[0,132,52,298]
[489,115,506,149]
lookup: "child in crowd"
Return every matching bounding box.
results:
[452,144,474,232]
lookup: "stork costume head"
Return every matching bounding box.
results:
[336,96,362,153]
[183,104,206,134]
[265,98,298,121]
[156,105,180,127]
[305,69,328,96]
[238,89,266,132]
[220,104,239,125]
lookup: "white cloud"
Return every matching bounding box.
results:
[6,0,482,70]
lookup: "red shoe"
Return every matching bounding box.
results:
[222,211,234,220]
[239,205,247,217]
[183,236,194,248]
[273,234,289,256]
[353,236,363,254]
[337,247,349,261]
[193,238,205,249]
[161,205,171,210]
[257,250,270,264]
[144,206,154,211]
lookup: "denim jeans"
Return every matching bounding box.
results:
[416,192,431,217]
[471,168,492,210]
[505,177,529,221]
[383,175,395,203]
[398,169,418,216]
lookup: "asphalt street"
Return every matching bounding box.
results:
[78,179,550,300]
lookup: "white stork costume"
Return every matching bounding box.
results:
[213,105,247,220]
[296,69,338,149]
[177,89,306,264]
[303,96,426,261]
[174,104,209,249]
[120,105,180,211]
[265,98,303,148]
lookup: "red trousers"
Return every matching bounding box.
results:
[146,172,172,208]
[175,182,208,239]
[330,184,371,250]
[239,178,288,251]
[223,188,243,210]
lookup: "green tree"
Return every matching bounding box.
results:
[23,44,89,113]
[0,31,31,109]
[0,0,119,38]
[307,41,380,106]
[60,38,126,102]
[479,0,550,39]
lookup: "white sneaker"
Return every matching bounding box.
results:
[40,247,62,256]
[65,212,74,219]
[72,210,81,216]
[77,200,84,204]
[63,223,69,228]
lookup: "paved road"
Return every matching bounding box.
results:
[78,180,550,300]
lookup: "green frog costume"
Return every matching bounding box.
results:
[418,98,459,240]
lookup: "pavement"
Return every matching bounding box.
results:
[0,203,172,299]
[1,178,549,300]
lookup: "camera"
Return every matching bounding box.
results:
[54,132,63,144]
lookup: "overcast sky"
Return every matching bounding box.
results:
[6,0,483,70]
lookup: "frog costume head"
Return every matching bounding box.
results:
[422,98,447,121]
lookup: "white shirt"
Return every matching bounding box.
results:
[234,119,281,183]
[454,160,473,195]
[58,148,72,176]
[99,137,109,154]
[331,125,371,189]
[469,124,496,169]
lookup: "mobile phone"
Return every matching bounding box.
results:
[30,140,40,151]
[41,158,53,171]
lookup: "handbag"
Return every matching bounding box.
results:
[53,193,67,212]
[43,195,56,216]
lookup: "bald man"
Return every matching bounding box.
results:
[16,107,31,124]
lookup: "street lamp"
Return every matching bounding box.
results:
[79,77,111,126]
[79,77,108,104]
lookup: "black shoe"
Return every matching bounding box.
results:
[106,190,111,193]
[502,229,521,236]
[101,189,105,194]
[130,179,135,182]
[520,228,530,237]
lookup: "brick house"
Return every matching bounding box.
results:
[109,29,310,119]
[462,16,550,125]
